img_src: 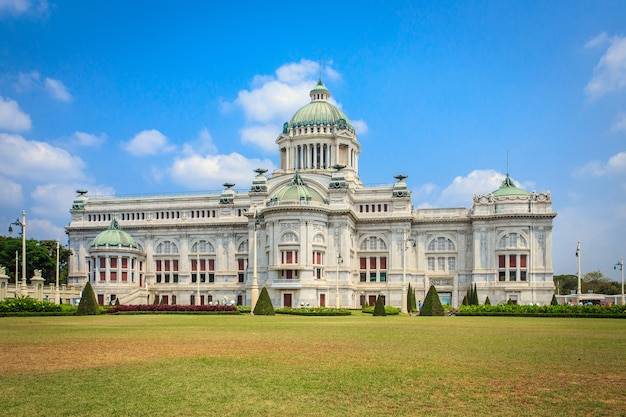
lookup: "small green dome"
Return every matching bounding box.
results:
[289,81,355,132]
[270,172,327,204]
[492,174,529,197]
[91,219,137,248]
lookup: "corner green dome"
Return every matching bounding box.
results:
[269,172,327,204]
[91,219,138,248]
[492,174,529,197]
[289,81,355,133]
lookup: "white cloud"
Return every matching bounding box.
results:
[232,59,358,151]
[68,131,106,147]
[122,129,175,156]
[612,113,626,133]
[14,72,71,102]
[0,0,48,17]
[31,183,78,218]
[585,34,626,100]
[0,133,85,182]
[0,176,23,207]
[44,77,72,102]
[0,96,31,131]
[352,119,369,135]
[439,169,506,206]
[239,124,281,152]
[0,0,49,17]
[575,151,626,177]
[169,152,276,190]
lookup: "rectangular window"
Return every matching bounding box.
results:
[428,257,435,271]
[438,257,445,271]
[110,258,117,268]
[208,259,215,271]
[100,271,106,281]
[509,255,517,268]
[509,270,517,281]
[448,257,456,271]
[360,272,367,282]
[360,257,367,270]
[208,273,215,283]
[520,271,527,281]
[370,257,377,270]
[238,258,245,271]
[173,260,178,271]
[191,273,197,283]
[379,257,387,269]
[173,274,178,283]
[499,271,506,281]
[122,258,128,268]
[238,273,244,283]
[498,255,506,269]
[164,261,170,272]
[110,271,117,281]
[122,271,128,282]
[379,272,387,282]
[520,255,527,268]
[200,273,206,283]
[370,272,377,282]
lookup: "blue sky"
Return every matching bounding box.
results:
[0,0,625,279]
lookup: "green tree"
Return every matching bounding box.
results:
[0,237,71,285]
[553,274,578,295]
[407,283,417,313]
[420,285,444,316]
[551,294,559,306]
[76,281,100,315]
[583,270,620,295]
[373,295,386,316]
[484,296,491,306]
[253,287,275,315]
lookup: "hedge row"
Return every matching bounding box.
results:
[457,303,626,317]
[106,304,239,314]
[275,307,352,316]
[0,296,62,313]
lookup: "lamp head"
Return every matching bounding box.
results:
[8,225,13,234]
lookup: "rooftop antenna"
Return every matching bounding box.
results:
[319,49,323,82]
[506,150,509,176]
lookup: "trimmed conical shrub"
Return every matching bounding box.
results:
[484,296,491,306]
[76,281,100,315]
[472,283,479,305]
[420,285,444,316]
[407,283,417,313]
[253,287,275,315]
[373,295,386,316]
[551,294,559,306]
[461,295,468,306]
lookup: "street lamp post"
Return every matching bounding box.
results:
[9,211,27,297]
[402,230,415,314]
[55,241,60,304]
[335,253,343,309]
[615,257,624,305]
[250,206,260,313]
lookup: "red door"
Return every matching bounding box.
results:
[320,294,326,307]
[368,295,377,306]
[284,293,292,308]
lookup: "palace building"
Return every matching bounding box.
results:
[65,80,557,309]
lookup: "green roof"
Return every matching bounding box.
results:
[492,174,529,197]
[270,172,326,204]
[289,81,355,132]
[91,219,138,248]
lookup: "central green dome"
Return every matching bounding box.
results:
[289,81,355,133]
[91,219,138,248]
[269,172,327,204]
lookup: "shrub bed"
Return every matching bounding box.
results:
[361,305,400,315]
[0,296,62,314]
[106,304,239,314]
[457,303,626,318]
[275,307,352,316]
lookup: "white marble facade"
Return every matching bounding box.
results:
[65,82,556,309]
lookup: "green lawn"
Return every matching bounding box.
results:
[0,314,624,416]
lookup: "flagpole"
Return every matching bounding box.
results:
[576,241,581,305]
